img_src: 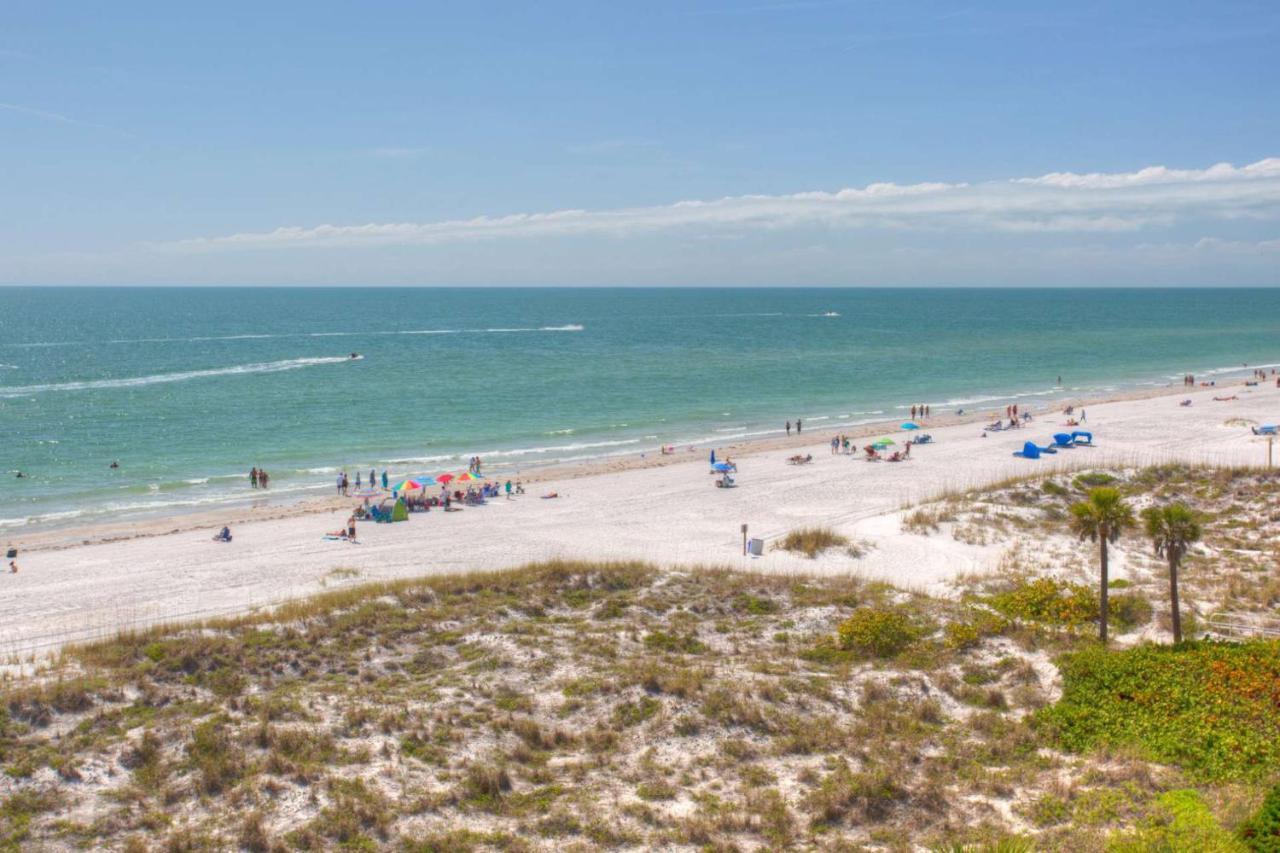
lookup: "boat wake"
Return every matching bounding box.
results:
[0,356,355,397]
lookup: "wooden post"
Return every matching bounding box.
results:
[741,523,749,556]
[1269,436,1274,469]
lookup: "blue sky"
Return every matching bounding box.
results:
[2,1,1278,285]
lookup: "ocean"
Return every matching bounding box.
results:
[2,286,1277,531]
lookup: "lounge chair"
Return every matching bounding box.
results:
[1252,425,1277,436]
[913,434,933,444]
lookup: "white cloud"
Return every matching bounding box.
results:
[166,157,1280,252]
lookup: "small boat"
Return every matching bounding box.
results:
[821,311,840,318]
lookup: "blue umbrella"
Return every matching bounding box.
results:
[901,422,919,430]
[712,462,734,472]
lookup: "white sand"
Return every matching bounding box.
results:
[3,381,1277,658]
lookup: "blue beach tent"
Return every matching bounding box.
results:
[1014,441,1041,459]
[1071,431,1094,446]
[1052,432,1075,448]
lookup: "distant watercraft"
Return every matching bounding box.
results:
[821,311,840,317]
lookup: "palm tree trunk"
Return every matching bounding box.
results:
[1099,537,1109,644]
[1169,554,1182,644]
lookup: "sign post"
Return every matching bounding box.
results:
[741,523,748,556]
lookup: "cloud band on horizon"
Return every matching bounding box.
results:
[166,158,1280,253]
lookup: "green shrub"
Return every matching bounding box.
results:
[988,577,1098,628]
[944,611,1010,650]
[777,527,849,558]
[1074,472,1118,489]
[1107,789,1246,851]
[1109,593,1153,631]
[1039,640,1280,781]
[1239,784,1280,851]
[1042,480,1069,497]
[836,607,920,658]
[643,631,708,655]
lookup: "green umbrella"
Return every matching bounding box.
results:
[872,437,896,448]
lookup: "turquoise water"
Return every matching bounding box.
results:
[2,287,1278,529]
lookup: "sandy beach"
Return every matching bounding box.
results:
[3,378,1277,659]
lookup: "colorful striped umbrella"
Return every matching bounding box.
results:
[392,478,423,492]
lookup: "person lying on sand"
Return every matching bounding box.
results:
[542,492,559,499]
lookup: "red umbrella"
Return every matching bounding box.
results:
[436,473,456,484]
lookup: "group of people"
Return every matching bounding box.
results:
[828,434,861,455]
[467,457,485,476]
[334,469,392,496]
[909,404,931,419]
[248,467,271,489]
[785,419,803,436]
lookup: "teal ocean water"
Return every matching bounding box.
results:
[2,287,1278,530]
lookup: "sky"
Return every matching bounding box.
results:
[2,0,1278,286]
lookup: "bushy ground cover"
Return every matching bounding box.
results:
[2,466,1278,850]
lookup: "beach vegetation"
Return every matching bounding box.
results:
[776,526,848,558]
[4,479,1279,852]
[1069,487,1136,643]
[1142,502,1203,643]
[836,606,923,658]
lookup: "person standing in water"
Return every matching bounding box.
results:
[250,467,258,489]
[796,418,802,434]
[381,470,389,490]
[785,421,791,436]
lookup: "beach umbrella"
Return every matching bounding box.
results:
[413,475,438,487]
[393,478,423,493]
[436,473,456,485]
[900,422,919,430]
[872,437,896,448]
[711,462,734,473]
[455,472,480,483]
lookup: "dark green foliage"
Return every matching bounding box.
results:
[1040,641,1280,781]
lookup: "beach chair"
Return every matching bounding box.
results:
[1252,425,1277,435]
[913,434,933,444]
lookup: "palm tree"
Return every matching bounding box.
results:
[1142,503,1202,643]
[1070,487,1135,643]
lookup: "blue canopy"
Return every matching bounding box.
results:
[1052,432,1074,446]
[1071,430,1094,444]
[1015,441,1041,459]
[900,422,920,430]
[711,462,735,472]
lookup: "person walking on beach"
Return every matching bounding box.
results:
[786,421,791,436]
[381,470,388,490]
[355,471,362,489]
[250,467,258,489]
[505,480,513,499]
[1080,409,1087,422]
[369,468,376,488]
[796,418,802,434]
[346,514,357,542]
[336,473,344,495]
[911,405,916,420]
[259,469,269,489]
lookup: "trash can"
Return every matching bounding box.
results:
[747,538,764,556]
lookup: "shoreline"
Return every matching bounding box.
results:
[5,375,1240,554]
